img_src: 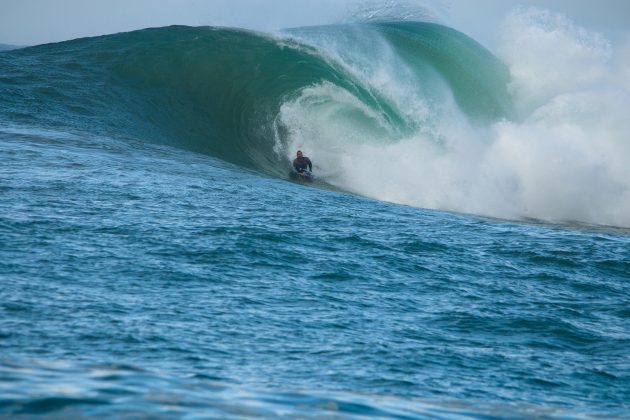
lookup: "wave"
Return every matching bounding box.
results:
[1,11,628,227]
[0,22,510,169]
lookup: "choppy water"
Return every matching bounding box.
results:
[1,14,629,419]
[1,127,629,418]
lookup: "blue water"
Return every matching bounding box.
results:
[1,21,629,419]
[1,127,628,418]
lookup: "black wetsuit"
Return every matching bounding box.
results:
[293,156,312,173]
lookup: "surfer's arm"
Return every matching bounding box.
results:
[306,158,312,171]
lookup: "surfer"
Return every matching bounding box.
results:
[292,150,313,179]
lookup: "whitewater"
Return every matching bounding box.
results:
[1,5,629,419]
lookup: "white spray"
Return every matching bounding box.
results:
[277,7,630,228]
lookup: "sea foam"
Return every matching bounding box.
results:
[280,8,630,228]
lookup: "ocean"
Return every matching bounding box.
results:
[1,11,629,419]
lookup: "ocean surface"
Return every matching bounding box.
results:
[1,14,629,419]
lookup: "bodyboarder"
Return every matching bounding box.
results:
[292,150,313,180]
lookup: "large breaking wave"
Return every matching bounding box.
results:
[1,9,628,227]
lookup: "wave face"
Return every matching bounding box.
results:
[1,12,628,227]
[0,22,511,168]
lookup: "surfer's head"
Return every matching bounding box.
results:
[297,150,303,158]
